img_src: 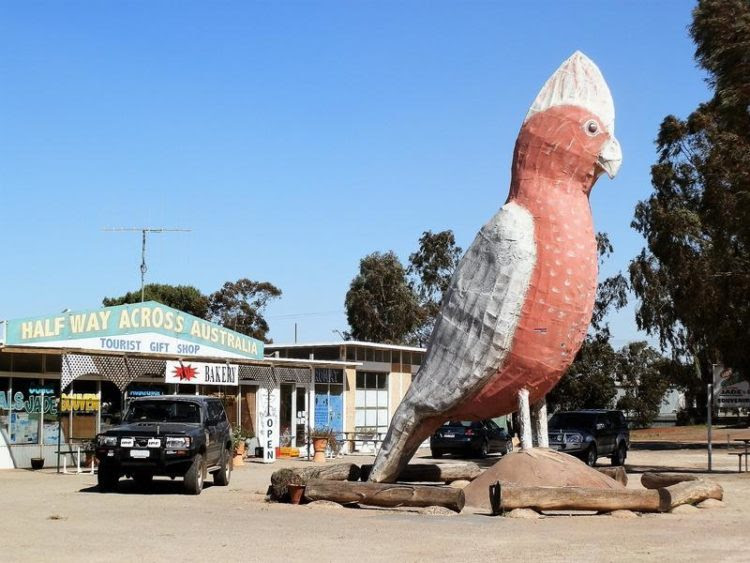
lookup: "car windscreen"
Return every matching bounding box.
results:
[549,413,596,430]
[124,401,201,424]
[442,421,482,428]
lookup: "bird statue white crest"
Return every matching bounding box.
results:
[368,51,622,483]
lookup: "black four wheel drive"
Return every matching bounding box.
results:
[95,395,233,495]
[547,409,630,467]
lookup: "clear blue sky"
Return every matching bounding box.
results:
[1,1,708,348]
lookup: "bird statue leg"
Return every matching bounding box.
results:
[517,388,533,450]
[368,398,442,483]
[532,397,549,448]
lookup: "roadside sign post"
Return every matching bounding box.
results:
[706,383,714,473]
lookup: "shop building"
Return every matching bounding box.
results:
[266,341,426,449]
[0,302,355,469]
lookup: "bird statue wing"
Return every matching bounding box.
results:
[368,200,536,482]
[408,200,536,414]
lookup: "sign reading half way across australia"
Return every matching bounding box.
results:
[2,301,264,360]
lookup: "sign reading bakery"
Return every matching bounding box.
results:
[165,360,239,387]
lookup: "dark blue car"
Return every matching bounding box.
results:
[430,420,513,459]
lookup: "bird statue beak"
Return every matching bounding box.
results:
[597,135,622,179]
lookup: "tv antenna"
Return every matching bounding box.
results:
[103,227,191,302]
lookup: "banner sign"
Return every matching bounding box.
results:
[60,393,100,412]
[713,364,750,408]
[261,415,278,463]
[3,301,263,360]
[165,360,239,387]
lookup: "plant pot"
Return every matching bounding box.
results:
[30,457,45,470]
[288,484,306,505]
[233,453,244,467]
[312,437,328,463]
[235,442,246,456]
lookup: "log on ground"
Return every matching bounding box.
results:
[659,479,723,512]
[499,484,661,513]
[641,472,699,489]
[596,466,627,486]
[270,463,361,501]
[304,479,465,512]
[360,462,482,483]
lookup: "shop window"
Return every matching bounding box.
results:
[402,352,412,366]
[9,378,42,444]
[315,368,343,385]
[295,387,307,446]
[40,379,61,445]
[311,347,340,361]
[355,371,388,435]
[412,352,423,366]
[44,354,62,373]
[12,354,43,373]
[0,377,11,441]
[0,352,11,372]
[345,347,355,361]
[365,348,374,362]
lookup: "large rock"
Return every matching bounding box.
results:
[463,448,623,511]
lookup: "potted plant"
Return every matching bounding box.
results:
[311,427,333,463]
[287,473,306,505]
[232,426,247,467]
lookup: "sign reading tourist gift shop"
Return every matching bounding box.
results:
[3,301,264,360]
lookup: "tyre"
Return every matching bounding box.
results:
[97,462,119,492]
[184,453,205,495]
[585,444,598,467]
[431,449,443,459]
[504,440,514,455]
[611,442,627,466]
[213,448,232,486]
[133,472,153,487]
[478,440,489,458]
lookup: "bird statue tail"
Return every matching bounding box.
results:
[367,397,442,483]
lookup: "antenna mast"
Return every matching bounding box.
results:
[103,227,191,302]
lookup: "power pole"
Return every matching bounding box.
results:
[103,227,191,302]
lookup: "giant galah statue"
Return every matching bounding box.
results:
[369,51,622,483]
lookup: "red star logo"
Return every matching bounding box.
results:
[173,364,198,382]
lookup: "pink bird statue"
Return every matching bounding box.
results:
[369,51,622,483]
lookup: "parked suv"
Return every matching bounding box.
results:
[95,395,233,495]
[547,409,629,467]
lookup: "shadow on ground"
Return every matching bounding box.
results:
[79,478,217,495]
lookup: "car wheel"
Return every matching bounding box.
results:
[431,449,443,459]
[479,440,489,458]
[184,453,205,495]
[504,440,514,455]
[611,442,627,466]
[97,462,119,492]
[213,448,232,486]
[133,471,153,487]
[585,444,598,467]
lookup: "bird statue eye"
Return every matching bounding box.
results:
[584,119,599,136]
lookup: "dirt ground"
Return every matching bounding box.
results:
[632,423,750,443]
[2,447,748,563]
